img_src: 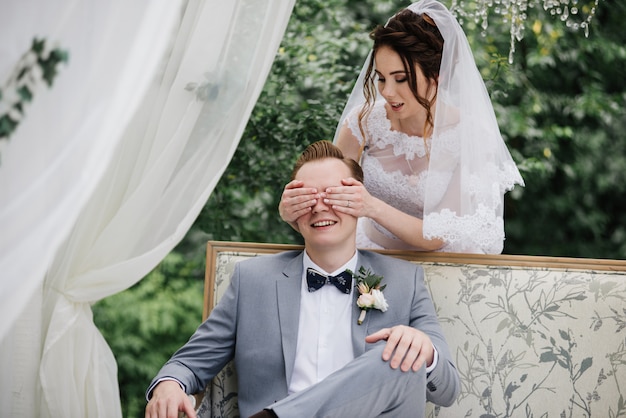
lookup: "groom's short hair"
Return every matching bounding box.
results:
[290,140,364,182]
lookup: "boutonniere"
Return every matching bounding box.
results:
[347,266,388,325]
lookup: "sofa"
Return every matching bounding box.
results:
[189,241,626,418]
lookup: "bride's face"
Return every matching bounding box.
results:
[374,45,432,120]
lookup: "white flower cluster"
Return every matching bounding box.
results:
[356,288,388,312]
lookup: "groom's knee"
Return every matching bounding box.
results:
[365,345,427,415]
[362,344,427,389]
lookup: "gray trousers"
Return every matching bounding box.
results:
[270,344,426,418]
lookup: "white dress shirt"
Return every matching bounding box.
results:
[288,251,358,394]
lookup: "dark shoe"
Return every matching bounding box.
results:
[249,409,278,418]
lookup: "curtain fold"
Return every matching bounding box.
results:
[2,0,295,416]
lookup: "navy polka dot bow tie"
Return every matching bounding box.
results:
[306,268,353,294]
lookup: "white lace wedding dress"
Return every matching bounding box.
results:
[344,102,520,254]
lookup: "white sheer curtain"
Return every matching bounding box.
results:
[1,1,182,415]
[0,0,182,345]
[0,0,295,416]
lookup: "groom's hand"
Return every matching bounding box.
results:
[145,380,196,418]
[366,325,434,372]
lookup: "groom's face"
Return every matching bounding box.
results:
[294,158,358,253]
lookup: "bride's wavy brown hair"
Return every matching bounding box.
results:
[359,9,444,142]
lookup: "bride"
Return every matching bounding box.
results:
[279,0,524,254]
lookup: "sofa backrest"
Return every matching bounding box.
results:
[197,241,626,418]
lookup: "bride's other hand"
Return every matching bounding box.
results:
[324,177,374,218]
[279,180,320,227]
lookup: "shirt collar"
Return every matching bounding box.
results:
[303,250,358,277]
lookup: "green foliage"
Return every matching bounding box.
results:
[488,3,626,258]
[93,252,204,418]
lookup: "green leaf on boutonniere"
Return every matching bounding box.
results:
[347,266,386,292]
[348,266,388,325]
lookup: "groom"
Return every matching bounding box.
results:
[145,140,460,418]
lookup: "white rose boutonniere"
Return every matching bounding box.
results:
[348,266,388,325]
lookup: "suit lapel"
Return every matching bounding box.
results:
[276,253,303,386]
[351,251,371,357]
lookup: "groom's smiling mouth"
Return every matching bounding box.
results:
[312,220,336,228]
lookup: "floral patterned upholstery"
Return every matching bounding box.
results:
[194,242,626,418]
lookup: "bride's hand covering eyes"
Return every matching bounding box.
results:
[324,178,373,218]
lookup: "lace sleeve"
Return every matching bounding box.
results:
[423,126,522,254]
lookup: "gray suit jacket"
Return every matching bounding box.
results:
[149,250,459,416]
